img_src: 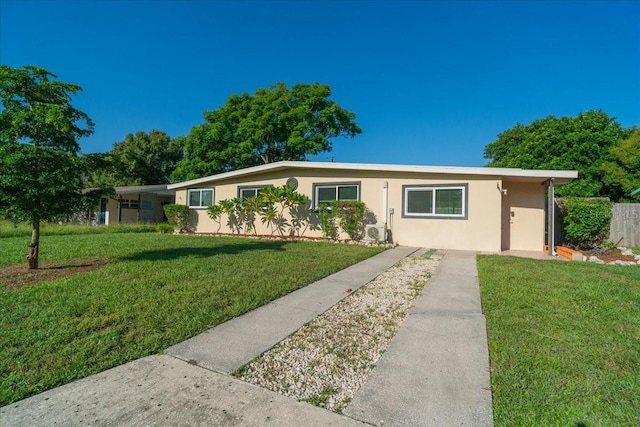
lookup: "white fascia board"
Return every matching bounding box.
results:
[114,185,171,195]
[167,162,293,189]
[167,161,578,189]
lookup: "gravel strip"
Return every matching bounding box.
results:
[236,254,440,413]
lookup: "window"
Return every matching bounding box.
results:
[313,182,360,208]
[120,199,139,209]
[238,186,266,200]
[403,184,467,219]
[188,189,214,208]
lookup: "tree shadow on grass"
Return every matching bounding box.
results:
[120,239,288,262]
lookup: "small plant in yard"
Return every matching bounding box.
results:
[318,204,336,239]
[330,200,367,240]
[156,223,174,234]
[162,204,192,233]
[206,185,308,237]
[259,185,307,236]
[206,204,224,233]
[558,197,613,249]
[304,385,337,408]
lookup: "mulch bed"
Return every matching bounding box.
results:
[583,249,638,264]
[0,259,110,290]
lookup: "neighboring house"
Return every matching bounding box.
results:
[167,161,577,252]
[99,185,175,225]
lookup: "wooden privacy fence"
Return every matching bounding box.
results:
[610,203,640,247]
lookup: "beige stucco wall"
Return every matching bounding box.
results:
[174,168,517,252]
[500,180,546,251]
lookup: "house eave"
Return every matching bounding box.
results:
[167,161,578,189]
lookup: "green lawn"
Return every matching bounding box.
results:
[478,256,640,426]
[0,232,384,406]
[0,220,158,238]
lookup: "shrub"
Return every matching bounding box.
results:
[331,200,367,240]
[318,204,336,239]
[156,223,174,234]
[559,198,612,250]
[162,204,192,233]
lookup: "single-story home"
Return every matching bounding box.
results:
[167,161,577,252]
[98,185,175,225]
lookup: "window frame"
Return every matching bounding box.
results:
[187,188,214,208]
[402,184,468,219]
[119,199,139,209]
[312,181,361,209]
[237,185,267,200]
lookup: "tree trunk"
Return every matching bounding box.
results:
[27,217,40,269]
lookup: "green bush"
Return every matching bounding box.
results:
[559,198,612,250]
[331,200,366,240]
[162,204,192,233]
[318,204,336,239]
[156,223,174,234]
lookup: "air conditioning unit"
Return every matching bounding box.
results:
[364,224,387,242]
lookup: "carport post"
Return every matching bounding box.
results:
[548,178,555,256]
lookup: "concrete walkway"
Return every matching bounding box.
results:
[345,250,494,426]
[0,248,493,427]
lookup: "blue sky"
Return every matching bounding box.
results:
[1,0,638,167]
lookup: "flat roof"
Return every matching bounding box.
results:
[168,161,578,189]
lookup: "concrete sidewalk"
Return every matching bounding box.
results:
[345,250,494,426]
[0,248,494,427]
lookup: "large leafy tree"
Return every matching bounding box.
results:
[601,129,640,202]
[90,130,183,186]
[0,65,94,268]
[173,82,362,181]
[483,110,633,198]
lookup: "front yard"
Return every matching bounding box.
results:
[478,256,640,426]
[0,231,383,406]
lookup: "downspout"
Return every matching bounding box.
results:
[548,178,556,256]
[382,181,388,226]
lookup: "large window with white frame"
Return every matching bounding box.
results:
[188,188,214,208]
[402,184,467,219]
[313,182,360,209]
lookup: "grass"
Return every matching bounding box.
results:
[478,256,640,426]
[0,220,158,238]
[0,232,384,405]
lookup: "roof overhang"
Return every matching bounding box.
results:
[167,161,578,189]
[112,185,174,196]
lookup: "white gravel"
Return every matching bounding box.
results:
[236,254,440,413]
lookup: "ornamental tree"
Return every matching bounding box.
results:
[173,82,362,181]
[0,65,94,268]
